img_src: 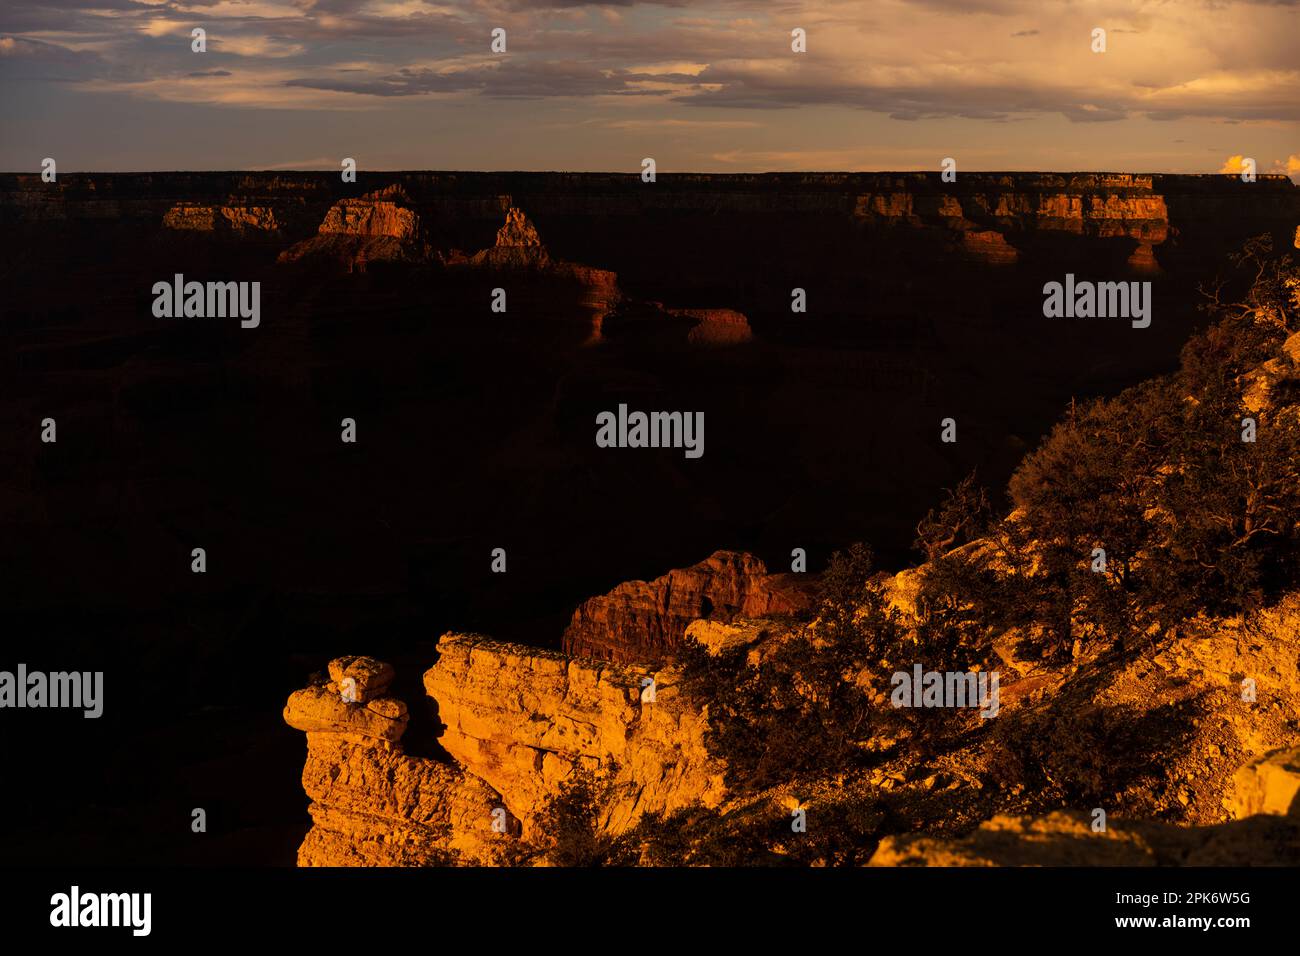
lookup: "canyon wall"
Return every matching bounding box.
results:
[283,657,507,865]
[561,549,813,663]
[3,172,1294,280]
[284,589,1300,867]
[424,633,724,832]
[284,636,724,863]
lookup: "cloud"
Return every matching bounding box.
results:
[285,59,687,98]
[0,33,103,80]
[4,0,1299,161]
[600,117,762,129]
[1269,153,1300,182]
[247,155,340,169]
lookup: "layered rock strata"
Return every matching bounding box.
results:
[424,633,724,835]
[560,549,814,663]
[285,640,722,863]
[283,658,507,866]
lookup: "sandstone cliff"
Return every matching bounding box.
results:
[469,205,550,269]
[283,580,1300,866]
[277,184,430,269]
[455,204,620,340]
[560,549,814,663]
[6,172,1294,282]
[424,633,724,835]
[284,636,724,863]
[284,657,507,866]
[163,203,282,235]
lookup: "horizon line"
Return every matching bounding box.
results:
[3,169,1296,181]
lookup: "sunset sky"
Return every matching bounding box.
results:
[2,0,1297,173]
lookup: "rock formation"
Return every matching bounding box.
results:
[283,580,1300,866]
[424,633,723,834]
[457,204,619,341]
[599,301,754,348]
[317,185,419,240]
[277,185,430,268]
[163,203,282,234]
[283,656,507,866]
[852,176,1172,268]
[283,639,723,863]
[869,745,1300,865]
[7,171,1293,281]
[560,550,814,663]
[469,206,550,269]
[676,308,753,346]
[867,805,1300,866]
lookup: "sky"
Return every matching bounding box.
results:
[1,0,1297,174]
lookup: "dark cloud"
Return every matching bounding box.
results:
[498,0,690,7]
[286,60,674,98]
[0,34,104,81]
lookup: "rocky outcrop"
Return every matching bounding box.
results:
[317,185,419,240]
[1126,242,1161,274]
[469,206,550,269]
[561,550,814,663]
[958,229,1018,265]
[424,632,724,835]
[556,262,622,341]
[283,656,507,866]
[1226,746,1300,820]
[277,185,429,268]
[6,173,1294,285]
[1242,330,1300,414]
[867,808,1300,866]
[870,744,1300,865]
[684,617,773,660]
[284,641,723,863]
[672,308,754,346]
[295,735,505,866]
[852,178,1173,269]
[163,203,281,234]
[458,205,619,340]
[600,301,753,347]
[283,570,1300,866]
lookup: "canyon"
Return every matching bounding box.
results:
[1,171,1297,865]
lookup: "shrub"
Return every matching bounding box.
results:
[678,543,907,792]
[913,471,993,563]
[529,768,615,867]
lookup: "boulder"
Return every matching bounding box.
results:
[1225,746,1300,819]
[283,684,408,743]
[327,655,394,703]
